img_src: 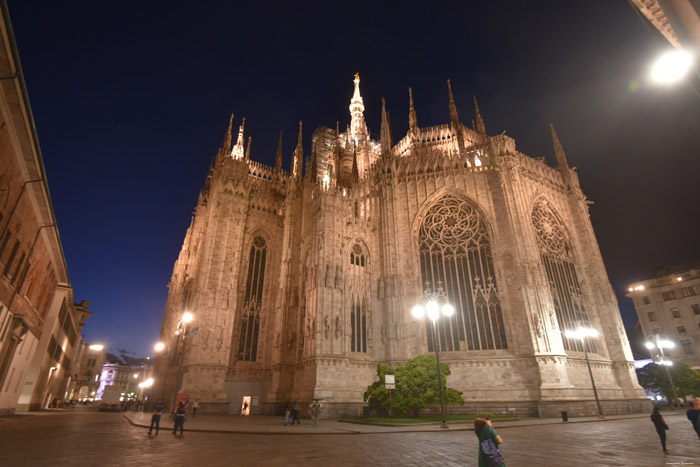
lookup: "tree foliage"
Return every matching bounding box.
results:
[636,362,700,401]
[364,355,464,417]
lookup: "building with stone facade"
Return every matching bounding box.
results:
[69,342,107,402]
[0,5,89,413]
[154,74,647,418]
[627,265,700,369]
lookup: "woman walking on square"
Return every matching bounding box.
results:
[651,406,670,454]
[475,417,505,467]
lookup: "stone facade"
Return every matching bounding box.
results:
[628,265,700,368]
[154,75,647,418]
[0,9,89,414]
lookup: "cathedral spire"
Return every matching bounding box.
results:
[447,79,460,125]
[223,113,234,152]
[292,121,303,178]
[245,136,252,161]
[380,97,393,156]
[349,73,367,139]
[473,95,486,135]
[550,124,569,169]
[408,87,418,133]
[231,117,246,159]
[274,131,283,171]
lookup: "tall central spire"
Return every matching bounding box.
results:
[231,117,246,159]
[349,73,367,139]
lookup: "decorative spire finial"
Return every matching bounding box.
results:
[292,121,303,178]
[223,113,234,152]
[473,95,486,135]
[275,131,283,171]
[245,136,252,161]
[550,124,569,169]
[380,97,393,156]
[447,79,460,124]
[409,87,418,132]
[351,146,359,183]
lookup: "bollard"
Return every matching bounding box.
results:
[561,410,568,422]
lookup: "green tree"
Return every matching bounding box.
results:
[364,354,464,417]
[636,362,700,401]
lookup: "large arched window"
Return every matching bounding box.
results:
[418,195,507,351]
[532,200,593,353]
[348,241,369,353]
[238,236,267,361]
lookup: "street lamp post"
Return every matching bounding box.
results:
[645,336,679,406]
[411,284,455,429]
[170,312,194,414]
[564,322,603,418]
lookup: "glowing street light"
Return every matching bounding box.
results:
[565,321,603,417]
[646,336,679,405]
[170,312,195,413]
[88,344,104,351]
[650,49,693,84]
[412,283,454,429]
[154,342,165,352]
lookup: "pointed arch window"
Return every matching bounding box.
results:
[238,236,267,361]
[350,295,367,352]
[418,195,507,351]
[532,201,594,353]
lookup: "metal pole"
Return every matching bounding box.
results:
[171,324,186,416]
[660,346,679,406]
[432,320,448,429]
[583,336,603,417]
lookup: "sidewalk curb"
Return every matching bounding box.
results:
[122,411,664,436]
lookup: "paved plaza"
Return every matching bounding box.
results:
[1,407,700,466]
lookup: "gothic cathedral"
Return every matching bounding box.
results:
[154,75,646,417]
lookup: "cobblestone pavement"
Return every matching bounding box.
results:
[1,407,699,466]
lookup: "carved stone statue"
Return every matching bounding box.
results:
[324,316,330,339]
[335,315,341,339]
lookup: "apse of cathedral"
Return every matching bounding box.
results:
[154,74,647,417]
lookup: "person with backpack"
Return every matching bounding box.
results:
[474,416,505,467]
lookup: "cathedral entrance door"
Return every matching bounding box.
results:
[240,396,251,415]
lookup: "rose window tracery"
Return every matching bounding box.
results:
[418,195,508,351]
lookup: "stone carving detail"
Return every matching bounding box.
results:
[335,266,343,289]
[324,316,330,339]
[335,315,341,339]
[325,264,332,288]
[534,314,543,338]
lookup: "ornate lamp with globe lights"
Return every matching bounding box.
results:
[645,336,679,406]
[411,282,455,429]
[564,321,604,418]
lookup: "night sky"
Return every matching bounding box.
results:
[6,1,700,357]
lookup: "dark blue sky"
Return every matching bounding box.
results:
[6,1,700,357]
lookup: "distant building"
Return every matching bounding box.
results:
[627,265,700,369]
[0,7,89,413]
[97,363,133,400]
[69,342,107,401]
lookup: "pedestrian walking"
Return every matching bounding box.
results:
[650,406,669,454]
[242,400,248,415]
[292,401,301,425]
[148,401,164,436]
[285,406,291,425]
[475,416,505,467]
[192,400,199,418]
[172,401,186,436]
[687,399,700,440]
